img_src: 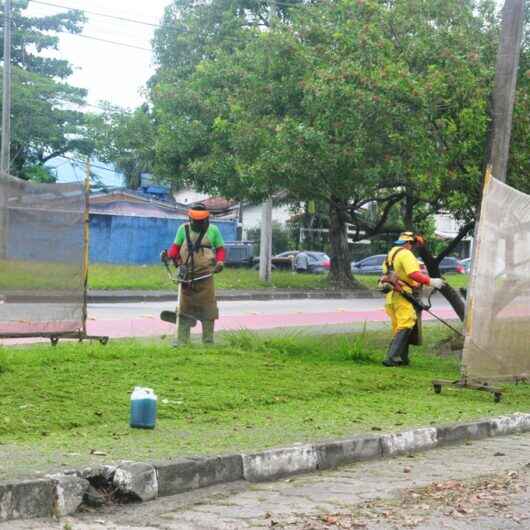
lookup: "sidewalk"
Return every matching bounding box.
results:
[4,423,530,528]
[87,288,379,303]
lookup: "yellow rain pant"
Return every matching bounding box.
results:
[385,292,417,335]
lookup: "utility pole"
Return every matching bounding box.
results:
[0,0,11,259]
[82,159,91,335]
[488,0,524,183]
[1,0,12,175]
[259,198,273,283]
[465,0,525,326]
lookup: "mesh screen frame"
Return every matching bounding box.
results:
[0,173,88,337]
[463,176,530,382]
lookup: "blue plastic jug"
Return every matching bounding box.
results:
[129,387,157,429]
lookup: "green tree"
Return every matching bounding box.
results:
[247,221,293,256]
[152,0,511,290]
[86,104,156,189]
[0,0,89,180]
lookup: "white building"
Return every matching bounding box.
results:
[173,186,210,205]
[240,202,294,239]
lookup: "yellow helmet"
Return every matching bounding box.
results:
[394,232,425,246]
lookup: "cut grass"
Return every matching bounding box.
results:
[0,324,528,480]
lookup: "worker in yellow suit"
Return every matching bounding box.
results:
[380,232,445,367]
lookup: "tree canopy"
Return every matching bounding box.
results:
[150,0,529,292]
[0,0,89,180]
[86,104,156,190]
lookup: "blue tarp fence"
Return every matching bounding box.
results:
[89,214,237,265]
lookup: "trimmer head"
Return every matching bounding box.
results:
[160,310,177,324]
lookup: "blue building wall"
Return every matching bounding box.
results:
[89,214,237,265]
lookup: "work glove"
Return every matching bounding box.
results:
[214,261,224,274]
[430,278,445,290]
[160,249,168,263]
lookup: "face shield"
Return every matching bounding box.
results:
[188,208,210,233]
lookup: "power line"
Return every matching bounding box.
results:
[13,64,142,114]
[6,14,152,52]
[61,31,151,52]
[29,0,160,28]
[61,155,123,175]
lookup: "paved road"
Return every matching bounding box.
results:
[84,298,456,340]
[0,298,456,345]
[6,432,530,529]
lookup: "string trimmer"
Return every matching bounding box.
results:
[400,290,465,339]
[160,254,213,324]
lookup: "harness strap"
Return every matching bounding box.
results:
[385,247,415,289]
[192,225,208,252]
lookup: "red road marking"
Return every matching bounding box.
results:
[0,308,458,344]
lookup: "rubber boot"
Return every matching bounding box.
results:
[171,316,192,347]
[401,341,410,366]
[202,320,215,344]
[383,329,411,367]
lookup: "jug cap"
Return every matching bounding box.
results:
[131,387,157,400]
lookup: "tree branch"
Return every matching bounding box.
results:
[40,148,70,164]
[346,193,405,241]
[364,193,405,238]
[436,221,475,263]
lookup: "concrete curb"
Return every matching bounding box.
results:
[2,412,530,522]
[87,289,379,304]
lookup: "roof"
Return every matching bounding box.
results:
[90,200,188,219]
[90,188,186,219]
[90,188,238,220]
[200,196,235,211]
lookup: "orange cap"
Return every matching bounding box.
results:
[188,209,209,221]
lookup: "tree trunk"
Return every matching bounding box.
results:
[438,283,466,321]
[403,192,414,229]
[328,198,362,290]
[418,245,466,321]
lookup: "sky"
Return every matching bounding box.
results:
[24,0,171,110]
[23,0,506,111]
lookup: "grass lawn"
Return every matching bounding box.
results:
[88,263,469,292]
[0,324,527,479]
[88,264,330,291]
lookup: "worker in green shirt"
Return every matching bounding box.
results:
[164,205,225,346]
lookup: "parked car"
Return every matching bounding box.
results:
[295,251,331,274]
[253,250,297,270]
[351,254,387,275]
[253,250,330,273]
[351,253,428,275]
[438,256,465,274]
[271,250,299,270]
[460,257,472,274]
[224,241,255,267]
